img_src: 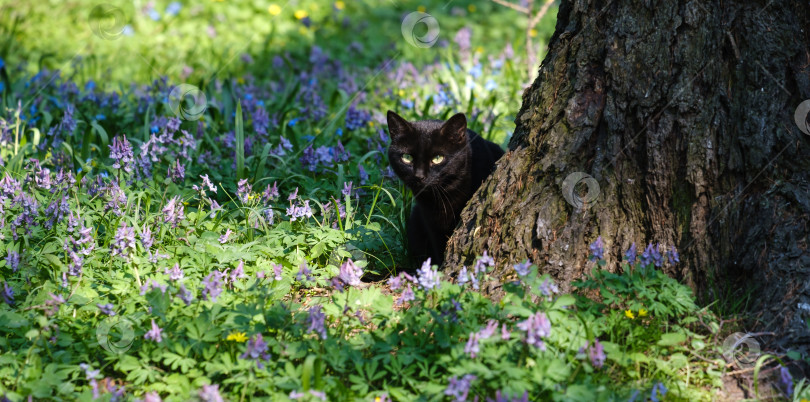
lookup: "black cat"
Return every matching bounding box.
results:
[387,111,504,268]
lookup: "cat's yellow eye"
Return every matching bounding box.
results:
[401,154,413,164]
[431,155,445,164]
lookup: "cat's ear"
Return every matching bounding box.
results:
[387,110,411,142]
[440,113,467,145]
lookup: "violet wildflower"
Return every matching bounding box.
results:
[140,224,154,249]
[539,278,559,298]
[97,303,116,316]
[779,366,793,397]
[111,222,136,260]
[358,165,369,185]
[230,260,248,283]
[263,181,279,202]
[667,246,680,265]
[237,179,252,203]
[589,236,604,261]
[308,390,327,401]
[177,284,193,305]
[240,333,271,368]
[140,278,168,296]
[416,258,441,290]
[104,181,128,216]
[4,250,20,272]
[445,374,476,402]
[297,264,313,282]
[396,284,415,305]
[109,135,134,173]
[388,274,403,290]
[345,105,371,130]
[200,174,217,193]
[465,332,480,358]
[43,195,70,230]
[306,305,327,339]
[586,338,606,368]
[288,187,298,201]
[501,323,511,340]
[513,259,531,276]
[342,181,353,197]
[640,243,663,267]
[42,293,65,316]
[219,229,233,244]
[198,384,224,402]
[79,363,101,399]
[474,251,494,274]
[201,271,225,302]
[517,312,551,350]
[300,145,318,171]
[624,242,637,264]
[144,319,163,342]
[2,282,14,306]
[337,258,363,288]
[167,160,185,182]
[458,266,469,286]
[479,320,499,339]
[650,382,668,402]
[272,263,283,280]
[139,391,162,402]
[162,196,185,228]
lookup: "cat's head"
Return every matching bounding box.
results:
[386,111,470,192]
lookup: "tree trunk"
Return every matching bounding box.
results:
[446,0,810,348]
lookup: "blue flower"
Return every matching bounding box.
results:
[95,114,106,121]
[650,382,667,402]
[148,8,161,21]
[288,118,300,127]
[336,127,343,137]
[485,79,497,91]
[166,2,182,16]
[624,242,637,264]
[589,236,604,261]
[0,58,5,69]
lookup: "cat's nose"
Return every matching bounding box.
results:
[415,168,426,180]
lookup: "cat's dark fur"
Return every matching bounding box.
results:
[387,111,504,268]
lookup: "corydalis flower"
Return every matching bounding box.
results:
[201,271,225,302]
[666,246,680,265]
[396,284,415,306]
[306,305,327,339]
[335,259,363,289]
[219,229,233,244]
[109,135,134,173]
[2,282,14,306]
[640,243,663,267]
[445,374,476,402]
[589,236,604,261]
[464,332,480,358]
[162,196,185,228]
[474,251,494,274]
[286,200,313,221]
[144,319,163,343]
[513,259,531,276]
[104,181,128,216]
[4,250,20,272]
[230,260,248,283]
[97,303,116,316]
[539,278,559,298]
[263,181,279,202]
[198,384,224,402]
[416,258,441,291]
[624,242,637,264]
[111,222,136,260]
[167,160,185,182]
[583,338,606,368]
[237,179,252,203]
[193,174,217,194]
[240,333,271,368]
[517,312,551,350]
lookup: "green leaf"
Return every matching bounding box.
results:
[657,332,686,346]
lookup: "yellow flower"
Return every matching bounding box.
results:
[268,4,281,15]
[294,10,308,19]
[368,121,375,127]
[529,29,538,38]
[227,331,248,342]
[334,1,345,10]
[468,4,476,12]
[624,309,635,319]
[398,89,405,97]
[417,5,426,12]
[475,46,484,54]
[237,77,245,84]
[638,308,648,317]
[298,26,308,35]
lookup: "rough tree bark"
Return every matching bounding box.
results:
[446,0,810,349]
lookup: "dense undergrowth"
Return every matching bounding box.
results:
[0,0,805,400]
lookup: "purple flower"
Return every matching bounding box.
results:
[396,284,415,305]
[453,27,471,53]
[4,250,20,272]
[201,271,225,302]
[539,278,559,297]
[140,278,168,296]
[79,362,101,398]
[263,181,279,202]
[144,319,163,343]
[589,236,604,261]
[624,243,637,264]
[162,196,185,228]
[779,366,793,397]
[358,165,369,185]
[164,263,184,281]
[587,338,606,368]
[2,282,14,306]
[345,105,371,131]
[109,136,134,173]
[488,390,528,402]
[513,259,531,276]
[140,224,154,249]
[650,382,668,402]
[167,160,185,182]
[104,181,127,216]
[500,323,511,340]
[416,258,441,290]
[272,263,283,280]
[97,303,116,316]
[300,146,318,171]
[230,260,248,283]
[517,312,551,350]
[474,251,494,274]
[667,246,680,265]
[240,333,271,368]
[388,274,403,290]
[140,391,162,402]
[445,374,476,402]
[640,243,663,267]
[458,266,469,286]
[297,264,313,282]
[342,181,353,197]
[198,384,224,402]
[111,222,136,260]
[478,320,498,339]
[336,259,363,288]
[306,305,327,339]
[177,284,193,305]
[199,174,217,193]
[219,229,233,244]
[43,293,65,316]
[464,332,480,358]
[237,179,252,203]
